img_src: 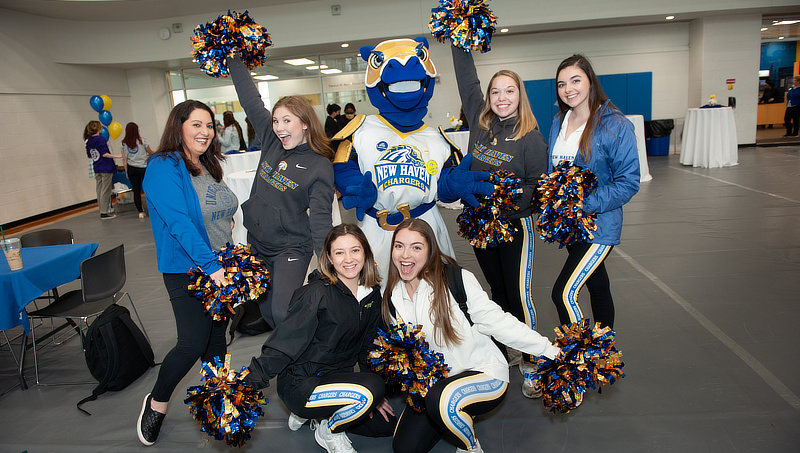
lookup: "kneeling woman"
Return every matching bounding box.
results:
[246,224,395,452]
[385,219,560,453]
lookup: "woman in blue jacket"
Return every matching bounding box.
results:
[137,100,238,446]
[548,54,639,332]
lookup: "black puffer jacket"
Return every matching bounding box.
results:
[247,270,383,402]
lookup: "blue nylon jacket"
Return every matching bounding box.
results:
[547,101,640,245]
[143,152,222,274]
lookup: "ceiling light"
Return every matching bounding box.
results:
[761,27,768,31]
[320,65,328,69]
[500,28,509,33]
[665,16,675,20]
[321,69,342,74]
[779,36,785,40]
[307,65,319,70]
[254,75,278,80]
[774,20,800,25]
[341,43,350,48]
[284,58,315,66]
[250,72,257,76]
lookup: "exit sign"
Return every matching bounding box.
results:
[726,79,736,84]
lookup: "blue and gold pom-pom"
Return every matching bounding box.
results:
[191,10,273,77]
[457,170,522,249]
[534,319,625,414]
[369,318,449,412]
[534,161,598,248]
[188,243,270,321]
[429,0,497,52]
[185,354,267,447]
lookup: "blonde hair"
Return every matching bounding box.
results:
[478,70,538,141]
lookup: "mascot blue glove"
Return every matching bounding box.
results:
[438,154,494,207]
[341,171,378,221]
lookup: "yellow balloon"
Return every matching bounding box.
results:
[101,95,112,110]
[109,122,123,140]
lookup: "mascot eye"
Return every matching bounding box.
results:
[368,52,384,69]
[416,45,429,62]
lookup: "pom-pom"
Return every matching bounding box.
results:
[534,161,598,248]
[191,10,273,77]
[369,318,449,412]
[188,243,270,321]
[534,319,625,414]
[429,0,497,52]
[185,354,267,447]
[456,170,522,249]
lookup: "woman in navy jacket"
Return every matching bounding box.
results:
[137,100,238,446]
[547,54,639,331]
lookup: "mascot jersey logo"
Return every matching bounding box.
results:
[374,145,431,192]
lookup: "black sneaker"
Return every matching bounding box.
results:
[137,393,165,446]
[100,213,116,219]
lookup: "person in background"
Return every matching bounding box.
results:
[227,54,335,329]
[245,117,261,149]
[219,110,245,153]
[784,75,800,137]
[548,54,639,334]
[450,44,549,398]
[84,120,122,219]
[338,102,357,129]
[137,100,238,446]
[760,80,777,104]
[325,103,342,139]
[121,122,154,219]
[384,219,559,453]
[246,224,395,453]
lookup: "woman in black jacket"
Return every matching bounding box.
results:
[246,224,395,452]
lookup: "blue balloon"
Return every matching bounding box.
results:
[89,95,104,113]
[98,110,113,126]
[101,127,110,141]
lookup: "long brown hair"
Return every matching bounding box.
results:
[223,111,245,148]
[152,100,225,182]
[555,54,617,163]
[382,218,461,347]
[478,69,538,141]
[318,224,380,288]
[272,96,333,161]
[122,122,143,150]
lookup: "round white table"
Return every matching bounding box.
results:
[624,115,653,182]
[680,107,738,168]
[221,150,262,176]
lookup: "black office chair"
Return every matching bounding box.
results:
[27,244,150,385]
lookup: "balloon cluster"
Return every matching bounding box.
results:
[429,0,497,52]
[185,354,267,447]
[534,319,625,414]
[534,161,598,248]
[88,95,122,141]
[369,319,450,413]
[456,170,521,249]
[187,243,270,321]
[191,10,273,78]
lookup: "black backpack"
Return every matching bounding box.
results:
[227,300,272,345]
[77,304,155,415]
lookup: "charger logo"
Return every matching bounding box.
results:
[373,144,431,192]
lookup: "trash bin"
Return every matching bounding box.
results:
[644,119,674,156]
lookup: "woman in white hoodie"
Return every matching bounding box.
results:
[383,218,559,453]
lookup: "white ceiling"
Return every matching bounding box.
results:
[0,0,305,22]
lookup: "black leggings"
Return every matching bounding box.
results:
[127,165,146,213]
[551,242,615,329]
[393,371,507,452]
[283,371,395,437]
[151,273,227,403]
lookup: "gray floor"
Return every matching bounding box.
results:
[2,147,799,452]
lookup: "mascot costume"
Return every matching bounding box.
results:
[333,37,493,277]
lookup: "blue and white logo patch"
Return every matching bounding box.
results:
[373,144,431,192]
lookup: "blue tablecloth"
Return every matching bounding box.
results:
[0,243,98,332]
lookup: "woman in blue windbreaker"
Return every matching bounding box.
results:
[137,100,238,446]
[547,54,639,332]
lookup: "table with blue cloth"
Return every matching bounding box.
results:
[1,242,98,389]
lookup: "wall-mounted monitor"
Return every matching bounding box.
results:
[759,69,770,78]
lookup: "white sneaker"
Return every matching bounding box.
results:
[288,412,308,431]
[314,418,356,453]
[456,439,483,452]
[520,360,543,399]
